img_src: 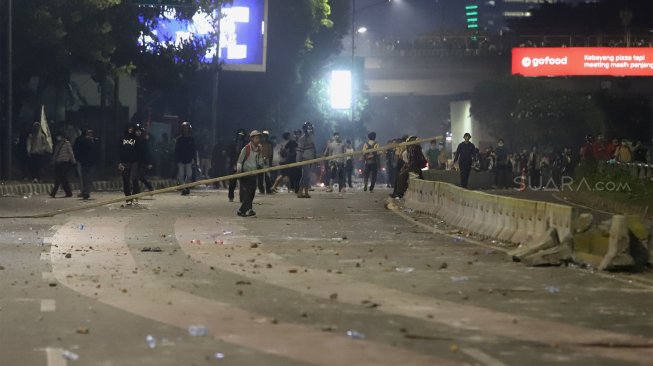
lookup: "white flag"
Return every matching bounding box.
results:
[40,105,53,153]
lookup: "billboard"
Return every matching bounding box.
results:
[140,0,268,72]
[512,47,653,77]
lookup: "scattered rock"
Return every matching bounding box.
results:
[439,262,448,270]
[236,281,251,286]
[288,268,298,273]
[76,327,90,335]
[65,253,72,259]
[250,243,259,249]
[329,293,338,300]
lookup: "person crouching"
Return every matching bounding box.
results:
[236,130,263,217]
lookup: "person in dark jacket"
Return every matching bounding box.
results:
[119,124,140,205]
[228,129,248,202]
[73,129,99,200]
[175,122,196,196]
[454,133,476,189]
[492,138,511,189]
[135,124,154,192]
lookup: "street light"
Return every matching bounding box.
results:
[351,0,393,124]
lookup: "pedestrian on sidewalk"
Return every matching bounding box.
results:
[175,122,196,196]
[453,133,476,189]
[362,132,380,192]
[325,132,346,192]
[297,122,316,198]
[119,124,140,205]
[26,121,53,183]
[237,130,263,217]
[390,137,407,198]
[395,136,426,197]
[228,129,248,202]
[345,140,354,188]
[136,124,154,192]
[73,128,99,200]
[49,132,76,198]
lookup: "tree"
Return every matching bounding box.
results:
[470,76,605,150]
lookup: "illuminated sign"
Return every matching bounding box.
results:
[512,47,653,77]
[140,0,268,72]
[330,70,352,110]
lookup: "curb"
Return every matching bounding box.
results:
[0,179,178,197]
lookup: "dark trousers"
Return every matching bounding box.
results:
[239,176,257,213]
[391,160,404,195]
[258,172,272,193]
[345,160,353,187]
[494,165,511,188]
[323,162,331,186]
[29,154,44,180]
[291,167,301,193]
[386,162,395,187]
[363,163,378,190]
[330,163,345,189]
[529,169,542,189]
[228,169,238,200]
[122,162,141,198]
[51,162,72,196]
[460,164,472,189]
[138,164,154,191]
[396,166,422,197]
[80,166,95,197]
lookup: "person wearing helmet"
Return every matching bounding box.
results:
[175,122,196,196]
[362,132,380,192]
[228,129,248,202]
[118,124,141,205]
[296,122,316,198]
[236,130,263,217]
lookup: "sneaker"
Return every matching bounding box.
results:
[246,210,256,217]
[237,211,246,217]
[77,193,84,198]
[364,186,368,192]
[229,198,234,203]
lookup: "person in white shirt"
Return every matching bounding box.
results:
[325,132,346,192]
[236,130,263,217]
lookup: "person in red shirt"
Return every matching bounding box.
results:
[606,138,618,159]
[593,134,608,160]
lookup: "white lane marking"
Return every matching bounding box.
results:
[40,252,50,261]
[40,299,56,312]
[461,348,509,366]
[175,217,653,365]
[50,217,454,366]
[45,347,67,366]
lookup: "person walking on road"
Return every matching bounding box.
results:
[49,132,76,198]
[345,140,354,188]
[73,128,99,200]
[325,132,346,193]
[362,132,380,193]
[236,130,263,217]
[228,129,248,202]
[297,122,316,198]
[453,133,476,189]
[175,122,196,196]
[119,124,141,205]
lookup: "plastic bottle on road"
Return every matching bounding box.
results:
[188,325,209,337]
[346,330,365,339]
[61,350,79,361]
[146,335,157,349]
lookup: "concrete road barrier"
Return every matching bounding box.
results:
[405,178,579,246]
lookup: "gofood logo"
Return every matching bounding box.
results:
[521,56,568,68]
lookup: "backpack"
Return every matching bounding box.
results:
[364,143,378,162]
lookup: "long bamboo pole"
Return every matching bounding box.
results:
[2,135,441,219]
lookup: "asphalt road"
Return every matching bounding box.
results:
[0,187,652,366]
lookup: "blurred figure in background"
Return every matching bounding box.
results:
[49,131,76,198]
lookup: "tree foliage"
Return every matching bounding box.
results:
[470,76,605,150]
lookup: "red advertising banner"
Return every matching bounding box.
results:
[512,47,653,77]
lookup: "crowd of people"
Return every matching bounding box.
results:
[451,133,652,190]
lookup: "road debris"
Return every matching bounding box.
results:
[450,276,470,282]
[61,350,79,361]
[346,330,365,339]
[146,334,157,349]
[395,267,415,273]
[188,325,209,337]
[545,286,560,294]
[76,327,90,334]
[214,352,225,360]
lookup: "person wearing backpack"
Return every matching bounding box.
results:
[362,132,380,192]
[236,130,263,217]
